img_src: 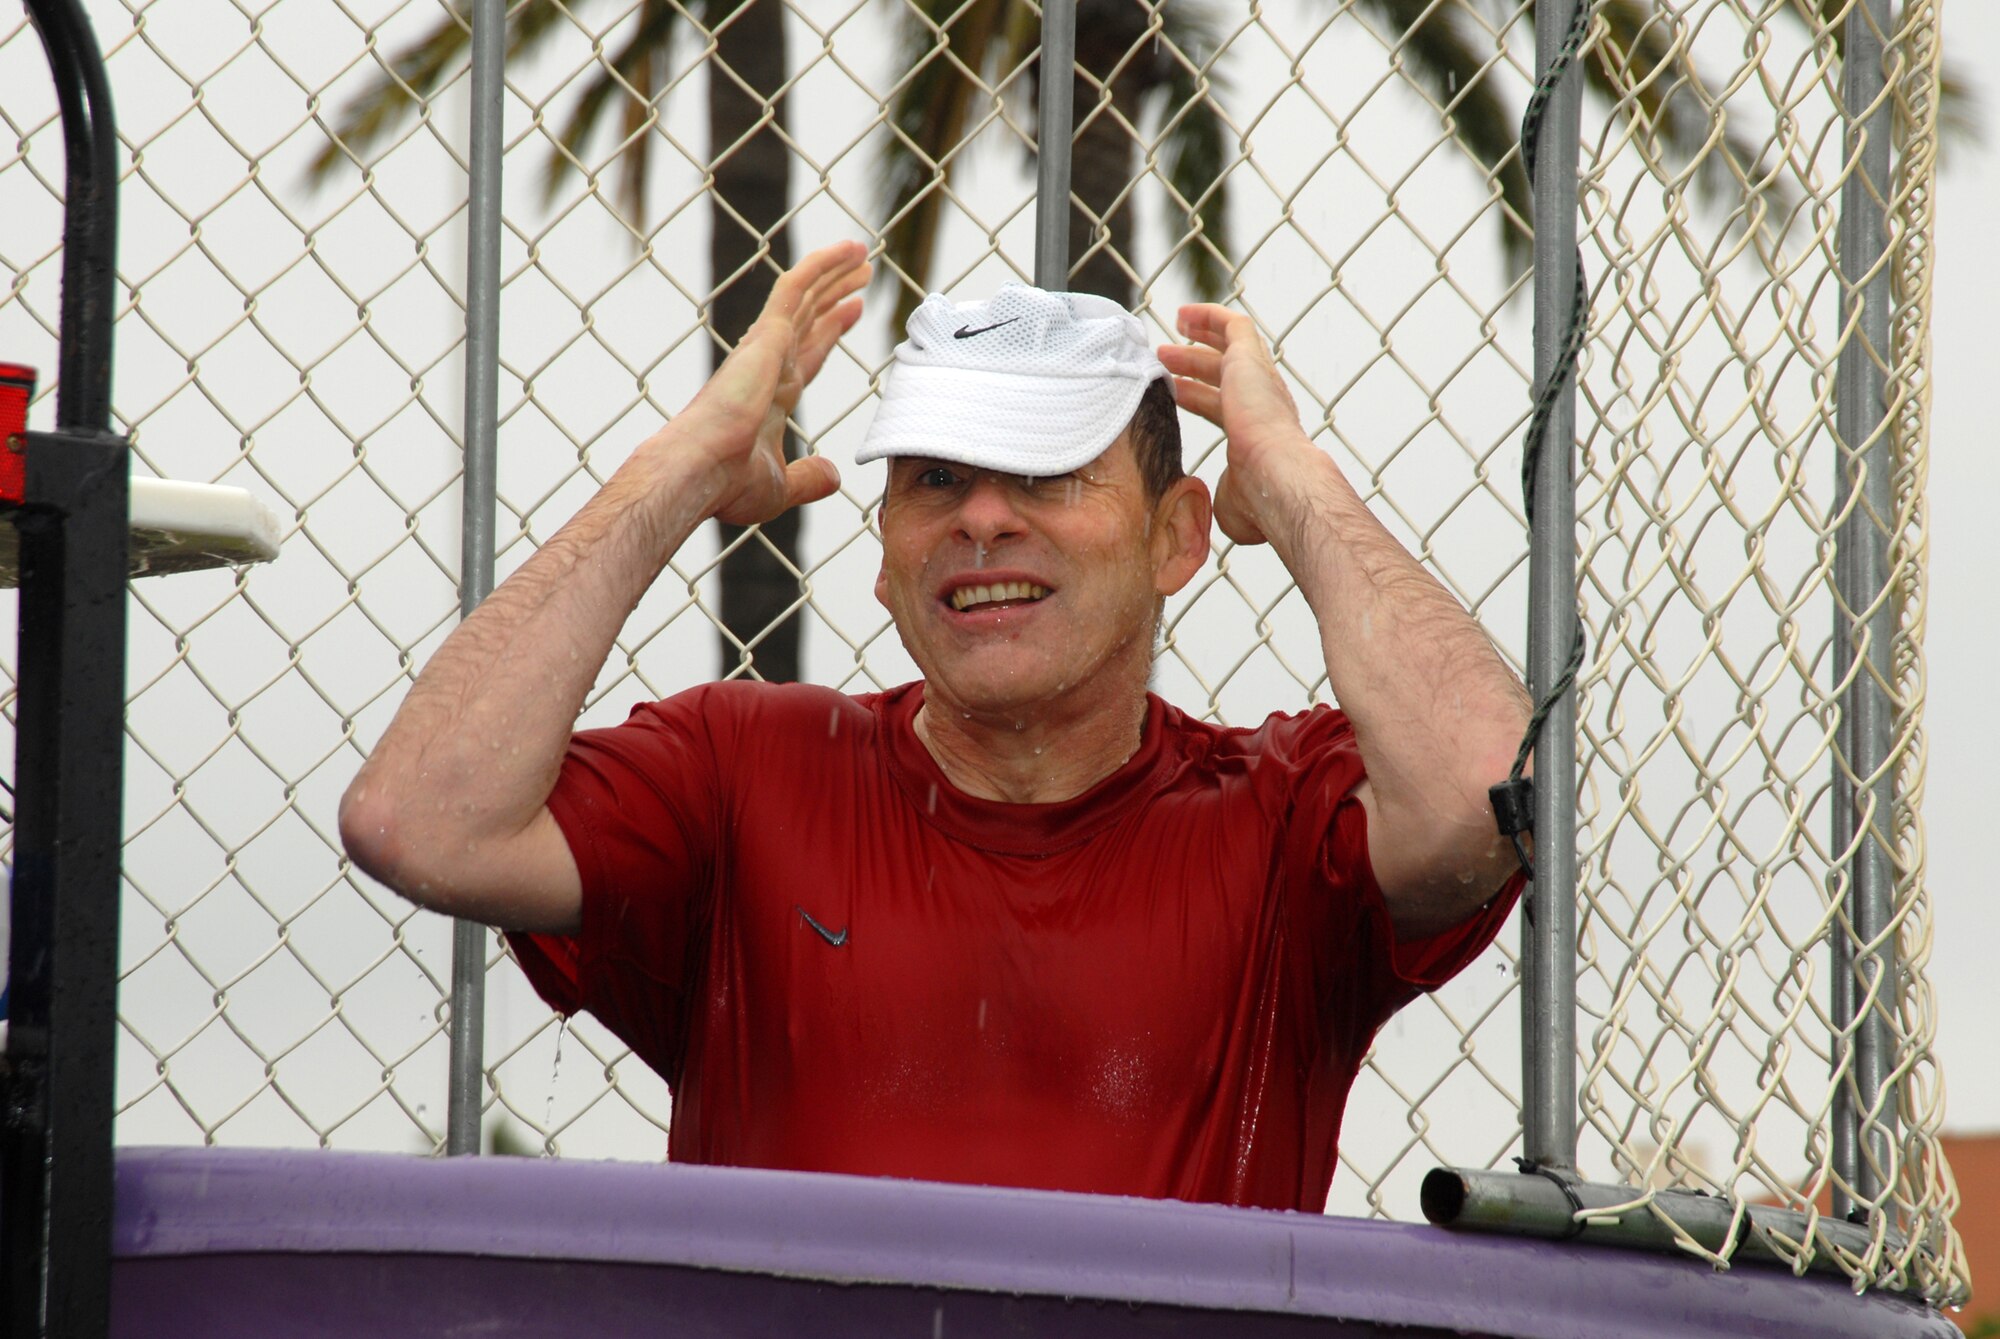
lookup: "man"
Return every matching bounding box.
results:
[340,240,1530,1210]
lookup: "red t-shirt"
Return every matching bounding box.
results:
[507,680,1518,1210]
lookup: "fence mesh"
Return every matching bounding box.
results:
[0,0,1965,1304]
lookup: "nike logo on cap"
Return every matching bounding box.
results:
[952,317,1023,340]
[796,905,849,947]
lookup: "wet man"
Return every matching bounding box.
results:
[340,241,1530,1208]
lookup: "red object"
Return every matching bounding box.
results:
[0,362,33,503]
[509,681,1521,1211]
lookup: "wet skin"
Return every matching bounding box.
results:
[874,438,1211,802]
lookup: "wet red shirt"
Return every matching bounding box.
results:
[507,681,1518,1210]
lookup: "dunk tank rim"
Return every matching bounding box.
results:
[0,362,281,585]
[112,1147,1957,1339]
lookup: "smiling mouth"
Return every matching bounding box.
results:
[948,581,1051,612]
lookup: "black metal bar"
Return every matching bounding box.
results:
[24,0,119,431]
[4,435,130,1339]
[4,3,128,1337]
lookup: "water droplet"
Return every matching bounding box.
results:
[544,1017,569,1151]
[926,782,938,813]
[828,709,841,738]
[977,998,988,1030]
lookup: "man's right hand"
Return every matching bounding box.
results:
[676,240,870,527]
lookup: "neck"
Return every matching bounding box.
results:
[914,677,1149,805]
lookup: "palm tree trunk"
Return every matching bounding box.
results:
[1065,0,1149,306]
[708,0,801,681]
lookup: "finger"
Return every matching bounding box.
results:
[1157,342,1222,386]
[1170,375,1223,427]
[797,258,871,339]
[782,454,841,510]
[795,295,866,387]
[765,240,868,323]
[1174,303,1237,352]
[1177,304,1265,359]
[791,245,871,325]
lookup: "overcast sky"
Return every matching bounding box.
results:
[1903,2,2000,1138]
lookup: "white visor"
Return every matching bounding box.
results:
[856,285,1167,477]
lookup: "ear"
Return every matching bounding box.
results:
[1150,475,1212,597]
[874,500,891,609]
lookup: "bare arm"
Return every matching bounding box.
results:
[339,242,871,934]
[1159,306,1529,939]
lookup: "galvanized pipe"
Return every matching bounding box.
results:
[446,0,504,1158]
[1033,0,1076,289]
[1422,1168,1902,1282]
[1520,0,1586,1173]
[1830,0,1897,1220]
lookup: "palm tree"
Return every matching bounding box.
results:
[309,0,811,684]
[1360,0,1976,273]
[879,0,1235,317]
[879,0,1975,313]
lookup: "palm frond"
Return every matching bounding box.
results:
[539,0,687,224]
[1358,0,1534,274]
[1588,0,1798,245]
[307,0,576,182]
[1150,4,1233,301]
[1790,0,1981,163]
[877,0,1017,329]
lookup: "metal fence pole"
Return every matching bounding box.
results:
[1033,0,1075,290]
[1519,0,1586,1174]
[445,0,503,1158]
[3,2,125,1332]
[1830,0,1896,1221]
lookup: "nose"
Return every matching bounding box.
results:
[952,472,1027,546]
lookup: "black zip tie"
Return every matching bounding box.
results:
[1514,1156,1591,1240]
[1498,0,1595,882]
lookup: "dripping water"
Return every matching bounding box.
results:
[544,1015,569,1152]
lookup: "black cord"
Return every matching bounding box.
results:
[1490,0,1596,882]
[1513,1155,1591,1239]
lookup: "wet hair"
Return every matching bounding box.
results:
[1126,376,1184,503]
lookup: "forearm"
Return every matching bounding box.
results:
[341,429,724,886]
[1254,446,1529,912]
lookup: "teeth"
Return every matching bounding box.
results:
[949,581,1050,611]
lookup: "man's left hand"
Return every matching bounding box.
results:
[1158,304,1316,547]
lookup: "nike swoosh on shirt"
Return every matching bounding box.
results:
[952,317,1023,340]
[796,905,849,947]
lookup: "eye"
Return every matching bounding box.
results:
[918,465,961,489]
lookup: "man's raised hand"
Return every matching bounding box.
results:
[1157,304,1313,547]
[681,240,871,527]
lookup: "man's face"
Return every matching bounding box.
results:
[874,435,1208,719]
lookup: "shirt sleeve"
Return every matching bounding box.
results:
[504,687,728,1083]
[1271,707,1524,1046]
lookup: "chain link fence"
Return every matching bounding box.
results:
[0,0,1965,1305]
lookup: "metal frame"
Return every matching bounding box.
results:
[1520,0,1586,1176]
[445,0,504,1161]
[2,1,128,1335]
[1830,0,1897,1224]
[1033,0,1076,290]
